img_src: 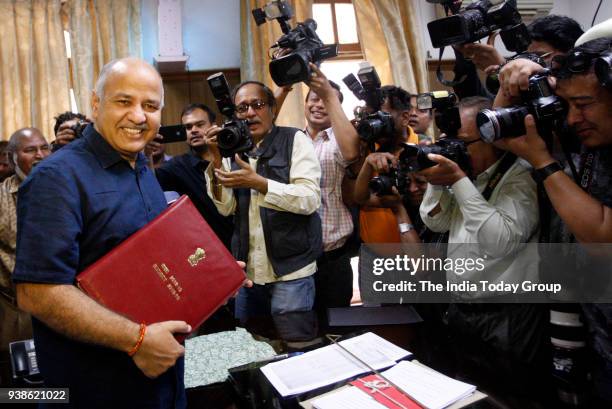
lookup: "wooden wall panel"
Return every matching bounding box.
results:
[160,69,241,156]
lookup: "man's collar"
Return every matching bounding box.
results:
[305,127,331,140]
[7,174,20,194]
[476,155,506,181]
[85,125,147,170]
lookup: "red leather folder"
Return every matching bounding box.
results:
[77,195,245,340]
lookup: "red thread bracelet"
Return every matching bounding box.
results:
[128,323,147,357]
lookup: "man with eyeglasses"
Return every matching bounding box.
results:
[495,37,612,407]
[150,103,234,249]
[0,128,50,387]
[416,96,548,406]
[204,81,322,323]
[451,12,583,99]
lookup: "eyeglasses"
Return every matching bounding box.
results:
[235,100,267,114]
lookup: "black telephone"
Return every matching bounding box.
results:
[9,339,43,385]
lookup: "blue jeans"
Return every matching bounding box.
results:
[235,276,315,322]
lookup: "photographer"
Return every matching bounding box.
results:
[494,38,612,405]
[354,86,420,244]
[303,65,359,310]
[152,104,234,249]
[409,94,433,144]
[418,96,548,402]
[451,11,583,99]
[51,111,90,151]
[204,81,322,322]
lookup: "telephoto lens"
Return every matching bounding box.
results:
[477,106,530,143]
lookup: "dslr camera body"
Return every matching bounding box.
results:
[427,0,530,53]
[253,0,338,86]
[477,72,567,143]
[207,72,253,158]
[343,62,394,146]
[369,139,471,197]
[369,90,470,196]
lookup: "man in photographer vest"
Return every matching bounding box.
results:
[205,81,322,322]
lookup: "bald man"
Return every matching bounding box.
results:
[12,58,189,408]
[0,128,49,386]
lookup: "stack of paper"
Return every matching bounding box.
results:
[380,361,476,409]
[261,332,412,396]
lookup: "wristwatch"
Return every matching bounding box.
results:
[533,162,563,183]
[398,223,414,234]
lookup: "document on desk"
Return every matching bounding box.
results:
[381,361,476,409]
[261,332,412,397]
[312,386,387,409]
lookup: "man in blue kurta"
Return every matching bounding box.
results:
[12,58,191,408]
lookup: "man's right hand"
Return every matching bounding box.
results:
[365,152,397,173]
[54,128,77,147]
[203,126,223,167]
[456,34,505,72]
[132,320,191,379]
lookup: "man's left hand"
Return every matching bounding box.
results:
[214,154,269,193]
[419,154,467,186]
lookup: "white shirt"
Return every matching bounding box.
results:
[205,129,322,284]
[419,158,539,298]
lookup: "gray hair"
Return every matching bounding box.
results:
[94,58,165,107]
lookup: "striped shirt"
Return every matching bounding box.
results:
[308,128,354,251]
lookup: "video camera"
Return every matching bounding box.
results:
[343,62,394,145]
[476,72,567,143]
[207,72,253,158]
[427,0,530,53]
[253,0,338,86]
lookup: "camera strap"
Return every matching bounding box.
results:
[481,152,517,201]
[578,150,596,193]
[436,47,467,87]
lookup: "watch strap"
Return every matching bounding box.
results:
[533,162,563,183]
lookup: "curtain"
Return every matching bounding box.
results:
[67,0,141,118]
[0,0,70,142]
[353,0,428,94]
[240,0,313,128]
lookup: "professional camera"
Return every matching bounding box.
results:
[71,120,89,139]
[369,139,471,196]
[476,72,567,143]
[417,91,462,138]
[427,0,530,53]
[368,157,409,196]
[485,52,546,95]
[343,62,394,145]
[253,0,338,86]
[207,72,253,158]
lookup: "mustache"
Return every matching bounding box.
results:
[246,120,261,126]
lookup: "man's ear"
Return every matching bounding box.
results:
[91,90,100,120]
[400,110,411,128]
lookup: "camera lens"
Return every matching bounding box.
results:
[477,106,529,143]
[357,119,384,143]
[217,126,241,150]
[368,175,393,196]
[270,53,309,86]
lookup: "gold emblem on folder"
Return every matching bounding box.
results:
[188,248,206,267]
